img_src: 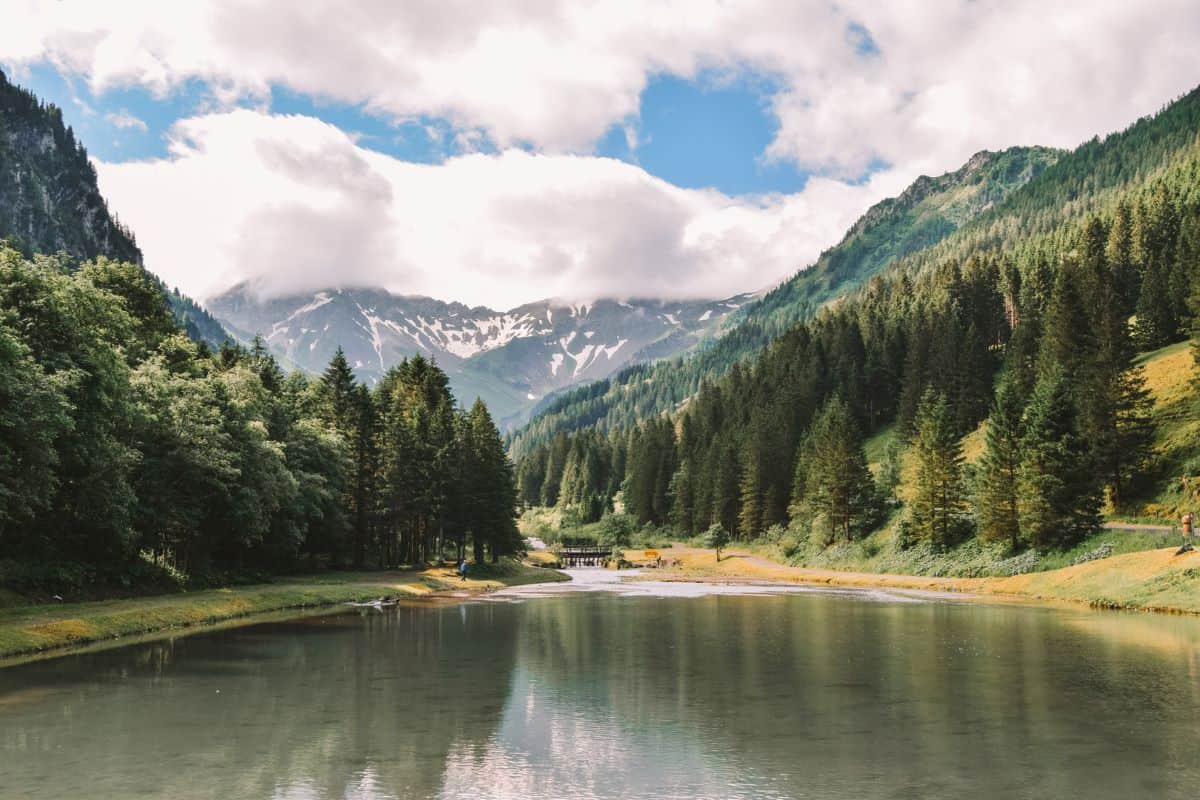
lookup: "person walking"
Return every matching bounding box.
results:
[458,558,469,581]
[1183,511,1194,538]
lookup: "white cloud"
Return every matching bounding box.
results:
[764,0,1200,178]
[104,109,148,131]
[95,110,894,308]
[2,1,1196,167]
[5,1,1199,306]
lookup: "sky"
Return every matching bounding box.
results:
[1,1,1198,309]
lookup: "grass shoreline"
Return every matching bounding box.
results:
[621,544,1200,615]
[0,559,568,664]
[11,540,1198,666]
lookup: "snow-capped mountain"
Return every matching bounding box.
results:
[208,285,754,426]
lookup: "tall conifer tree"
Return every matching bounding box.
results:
[976,380,1024,551]
[907,390,970,549]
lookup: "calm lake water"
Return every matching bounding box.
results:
[4,571,1200,799]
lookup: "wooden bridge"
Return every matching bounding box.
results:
[559,545,612,567]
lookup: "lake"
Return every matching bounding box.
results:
[3,571,1200,799]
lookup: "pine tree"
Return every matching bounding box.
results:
[669,459,696,536]
[516,446,547,507]
[1039,261,1095,385]
[540,433,570,506]
[907,390,970,550]
[466,399,520,562]
[737,442,764,539]
[320,347,357,432]
[1134,188,1182,350]
[1177,213,1200,363]
[377,388,417,566]
[704,522,730,562]
[1018,372,1100,550]
[349,384,378,567]
[975,380,1024,551]
[1134,258,1177,350]
[712,441,741,537]
[801,396,876,541]
[1106,201,1138,314]
[1084,242,1156,508]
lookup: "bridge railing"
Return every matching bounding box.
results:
[558,545,613,566]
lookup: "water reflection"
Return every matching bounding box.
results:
[2,586,1200,799]
[1,603,518,799]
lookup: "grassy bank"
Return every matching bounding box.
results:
[0,559,567,662]
[622,543,1200,614]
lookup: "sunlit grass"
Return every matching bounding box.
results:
[0,559,566,661]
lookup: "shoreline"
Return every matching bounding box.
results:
[0,560,568,666]
[8,541,1199,667]
[621,544,1200,616]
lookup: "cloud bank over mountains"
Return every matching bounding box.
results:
[2,0,1197,305]
[96,110,897,306]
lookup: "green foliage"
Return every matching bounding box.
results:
[975,379,1025,550]
[598,513,637,548]
[624,419,677,527]
[508,147,1061,459]
[704,522,730,561]
[794,396,879,542]
[1018,372,1102,550]
[0,316,71,531]
[0,245,520,595]
[875,437,904,501]
[906,391,972,550]
[0,70,233,348]
[513,83,1200,563]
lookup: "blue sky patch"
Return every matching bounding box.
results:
[3,59,810,196]
[846,22,881,57]
[598,72,808,195]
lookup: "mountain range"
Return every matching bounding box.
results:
[208,285,754,426]
[208,147,1063,430]
[507,144,1061,454]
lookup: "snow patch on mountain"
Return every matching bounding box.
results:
[355,303,388,370]
[209,285,755,429]
[600,339,628,360]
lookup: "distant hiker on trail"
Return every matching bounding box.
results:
[1183,512,1194,538]
[458,559,469,581]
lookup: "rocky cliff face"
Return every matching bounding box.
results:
[0,69,233,348]
[0,70,141,263]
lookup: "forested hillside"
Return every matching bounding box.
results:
[0,245,521,598]
[517,86,1200,564]
[508,146,1060,457]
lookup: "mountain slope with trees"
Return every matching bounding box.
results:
[516,85,1200,571]
[508,145,1061,458]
